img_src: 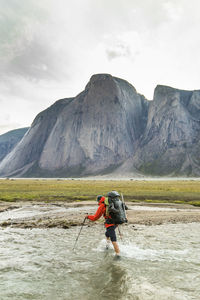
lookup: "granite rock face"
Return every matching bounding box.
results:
[0,128,29,162]
[0,74,149,177]
[132,85,200,176]
[0,75,199,177]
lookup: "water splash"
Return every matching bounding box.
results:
[0,224,200,299]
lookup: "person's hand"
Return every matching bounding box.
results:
[85,213,89,219]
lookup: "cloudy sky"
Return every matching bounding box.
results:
[1,0,200,134]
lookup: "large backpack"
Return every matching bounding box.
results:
[105,191,127,225]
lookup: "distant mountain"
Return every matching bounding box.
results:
[120,85,200,176]
[0,74,148,177]
[0,128,29,162]
[0,74,199,177]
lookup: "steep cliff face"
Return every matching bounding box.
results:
[1,75,199,178]
[0,74,149,177]
[0,128,29,162]
[0,98,72,177]
[133,86,200,176]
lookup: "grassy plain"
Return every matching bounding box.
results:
[0,179,200,206]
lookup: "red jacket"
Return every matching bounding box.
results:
[87,197,114,228]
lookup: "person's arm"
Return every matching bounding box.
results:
[87,204,104,221]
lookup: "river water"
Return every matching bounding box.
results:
[0,222,200,300]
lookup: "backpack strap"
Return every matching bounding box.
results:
[104,197,109,217]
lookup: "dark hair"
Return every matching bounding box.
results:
[96,195,103,202]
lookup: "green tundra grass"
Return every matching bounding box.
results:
[0,179,200,206]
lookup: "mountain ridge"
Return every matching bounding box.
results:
[0,74,199,177]
[0,128,29,162]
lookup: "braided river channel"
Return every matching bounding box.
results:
[0,221,200,299]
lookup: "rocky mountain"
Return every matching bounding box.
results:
[131,85,200,176]
[0,74,199,177]
[0,74,149,177]
[0,128,29,162]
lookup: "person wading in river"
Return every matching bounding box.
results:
[86,192,126,257]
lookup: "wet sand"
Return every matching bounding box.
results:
[1,201,200,228]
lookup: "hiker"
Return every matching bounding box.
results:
[86,191,128,257]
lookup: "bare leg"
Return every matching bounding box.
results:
[106,237,110,249]
[112,241,120,255]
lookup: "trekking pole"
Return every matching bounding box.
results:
[72,217,87,251]
[121,193,127,220]
[121,193,128,243]
[118,226,123,241]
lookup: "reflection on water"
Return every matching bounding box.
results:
[84,255,130,300]
[0,223,200,299]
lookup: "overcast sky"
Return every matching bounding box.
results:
[1,0,200,134]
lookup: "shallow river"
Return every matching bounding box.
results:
[0,222,200,300]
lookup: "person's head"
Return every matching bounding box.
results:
[96,195,104,203]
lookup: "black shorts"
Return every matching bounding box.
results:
[105,226,117,242]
